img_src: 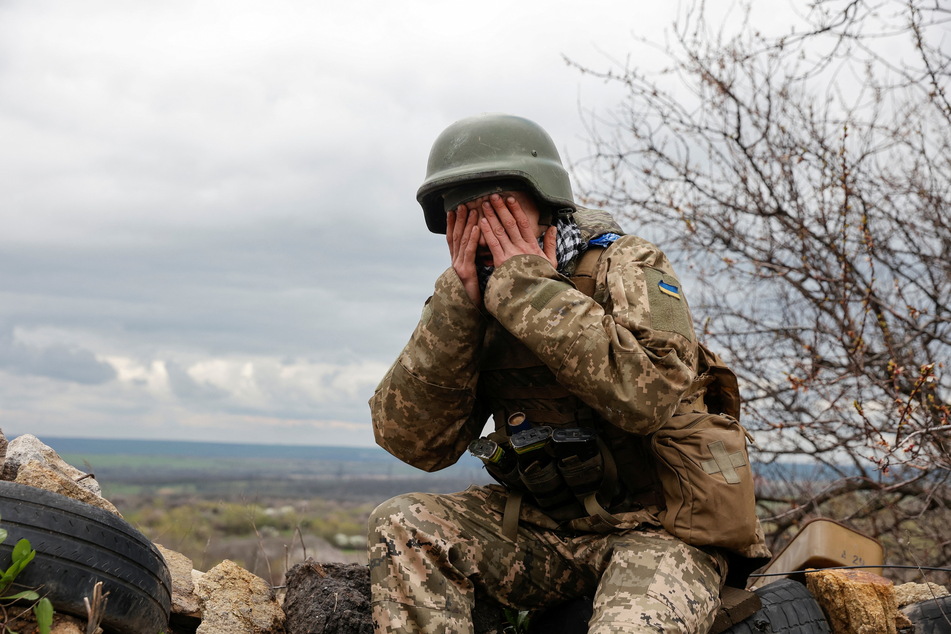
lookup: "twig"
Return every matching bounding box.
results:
[84,581,109,634]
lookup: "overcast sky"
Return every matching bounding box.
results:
[1,0,798,447]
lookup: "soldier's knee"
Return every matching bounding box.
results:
[369,494,410,535]
[368,492,441,538]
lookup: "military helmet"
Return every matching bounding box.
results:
[417,114,576,234]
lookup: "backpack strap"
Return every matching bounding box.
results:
[569,246,610,297]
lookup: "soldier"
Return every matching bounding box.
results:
[367,114,769,633]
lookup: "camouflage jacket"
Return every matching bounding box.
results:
[370,209,698,473]
[370,209,772,577]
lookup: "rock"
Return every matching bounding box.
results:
[48,614,86,634]
[894,581,950,607]
[806,568,906,634]
[283,560,372,634]
[15,459,121,516]
[2,434,103,497]
[194,559,284,634]
[0,429,8,465]
[156,543,203,629]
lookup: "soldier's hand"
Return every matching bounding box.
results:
[479,194,557,269]
[446,205,483,306]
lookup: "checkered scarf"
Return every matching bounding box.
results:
[478,217,587,290]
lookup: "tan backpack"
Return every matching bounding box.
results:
[652,345,760,551]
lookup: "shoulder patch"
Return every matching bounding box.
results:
[588,233,622,248]
[644,267,694,341]
[529,280,572,311]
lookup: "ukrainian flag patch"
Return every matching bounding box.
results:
[658,280,682,300]
[645,267,693,340]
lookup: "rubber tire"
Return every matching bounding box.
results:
[902,595,951,634]
[0,481,171,634]
[721,578,831,633]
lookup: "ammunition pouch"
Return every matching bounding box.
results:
[518,459,582,520]
[557,453,603,498]
[470,424,621,529]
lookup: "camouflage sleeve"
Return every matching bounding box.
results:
[483,236,697,435]
[369,268,488,472]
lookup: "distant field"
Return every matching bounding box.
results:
[40,436,491,501]
[44,437,399,461]
[25,436,495,581]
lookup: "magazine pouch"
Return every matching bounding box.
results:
[651,412,759,551]
[518,460,584,521]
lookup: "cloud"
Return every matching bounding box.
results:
[0,0,806,446]
[163,361,230,402]
[0,326,115,385]
[104,352,389,419]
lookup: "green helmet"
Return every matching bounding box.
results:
[417,114,576,234]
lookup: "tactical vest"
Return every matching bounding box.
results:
[473,244,668,531]
[470,239,764,575]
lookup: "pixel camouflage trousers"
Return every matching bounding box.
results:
[367,485,723,634]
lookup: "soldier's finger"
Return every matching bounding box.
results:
[446,209,458,252]
[486,195,521,240]
[503,195,536,241]
[457,214,475,249]
[452,205,470,242]
[480,204,511,248]
[479,217,506,261]
[465,205,480,229]
[464,224,481,263]
[543,225,557,266]
[446,211,456,253]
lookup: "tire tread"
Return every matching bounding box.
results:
[0,481,171,634]
[721,578,831,633]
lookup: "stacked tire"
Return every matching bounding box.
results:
[0,482,171,634]
[721,578,830,633]
[903,595,951,634]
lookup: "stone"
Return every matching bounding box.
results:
[194,559,284,634]
[48,614,86,634]
[894,581,950,607]
[2,434,103,497]
[806,568,904,634]
[283,560,373,634]
[15,459,121,516]
[155,543,202,627]
[0,428,8,466]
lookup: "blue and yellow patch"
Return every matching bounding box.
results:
[589,233,622,248]
[645,267,693,340]
[658,280,682,300]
